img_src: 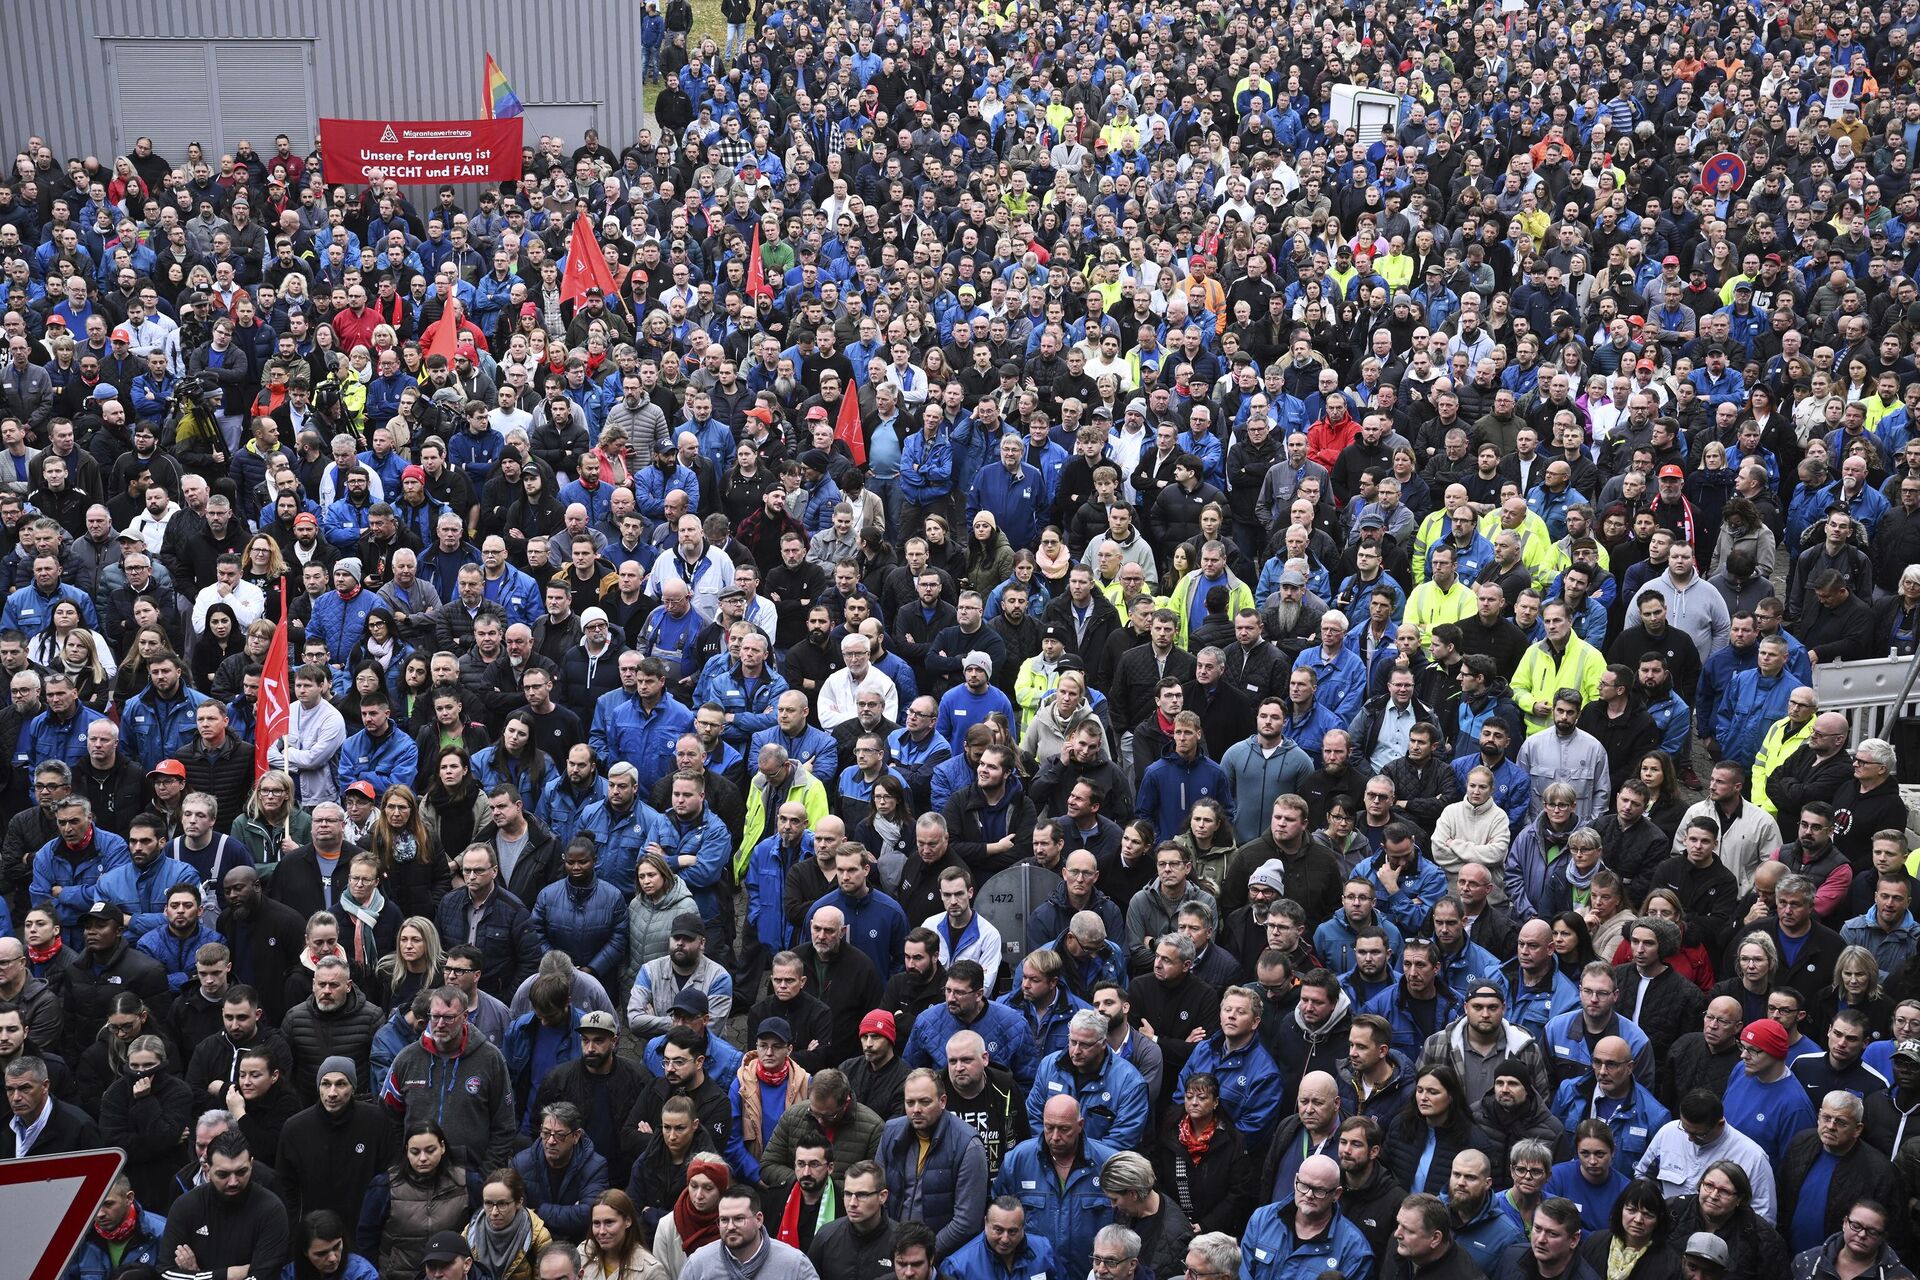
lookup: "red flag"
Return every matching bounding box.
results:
[423,305,462,367]
[834,382,867,466]
[745,225,773,301]
[560,214,620,306]
[256,581,291,779]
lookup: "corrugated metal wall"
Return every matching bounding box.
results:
[0,1,653,168]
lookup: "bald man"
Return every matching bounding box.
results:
[993,1095,1118,1278]
[1241,1153,1373,1280]
[1447,1149,1523,1271]
[1264,1070,1342,1201]
[1759,711,1852,833]
[1549,1033,1669,1167]
[1662,995,1751,1115]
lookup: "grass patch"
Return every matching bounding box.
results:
[644,0,727,112]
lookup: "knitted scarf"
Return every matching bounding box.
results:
[466,1206,532,1279]
[338,887,388,966]
[1562,858,1601,893]
[674,1159,729,1251]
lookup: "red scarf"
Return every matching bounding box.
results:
[755,1055,792,1088]
[1155,709,1177,736]
[27,936,62,966]
[336,584,362,603]
[95,1198,139,1242]
[673,1159,729,1251]
[1177,1114,1216,1163]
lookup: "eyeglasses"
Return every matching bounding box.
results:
[1293,1181,1338,1199]
[442,966,477,977]
[1092,1257,1132,1271]
[539,1127,577,1142]
[1845,1221,1885,1238]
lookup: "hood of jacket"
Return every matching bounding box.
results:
[1292,987,1352,1040]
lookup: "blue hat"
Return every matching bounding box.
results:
[92,384,118,400]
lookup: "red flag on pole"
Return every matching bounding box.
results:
[745,225,773,301]
[834,381,867,466]
[256,581,291,779]
[560,214,620,306]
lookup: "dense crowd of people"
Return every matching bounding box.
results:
[8,2,1920,1280]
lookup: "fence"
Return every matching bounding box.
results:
[1813,650,1920,742]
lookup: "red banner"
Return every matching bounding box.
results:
[256,583,290,780]
[319,117,522,186]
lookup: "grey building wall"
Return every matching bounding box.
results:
[0,2,651,174]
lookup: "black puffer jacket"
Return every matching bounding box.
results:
[278,987,384,1102]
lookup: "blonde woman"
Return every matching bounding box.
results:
[230,769,312,868]
[375,916,445,1014]
[1810,943,1893,1041]
[1020,669,1108,769]
[1431,766,1512,884]
[45,622,115,709]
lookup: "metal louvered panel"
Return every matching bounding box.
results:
[108,41,216,160]
[2,2,662,163]
[211,42,315,154]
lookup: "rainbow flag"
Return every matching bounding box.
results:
[485,53,523,119]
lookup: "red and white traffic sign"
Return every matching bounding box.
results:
[0,1148,125,1280]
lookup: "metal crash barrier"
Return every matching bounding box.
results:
[1811,650,1920,836]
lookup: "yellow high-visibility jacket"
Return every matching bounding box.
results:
[1752,714,1818,818]
[1510,635,1606,734]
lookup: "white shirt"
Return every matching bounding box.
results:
[191,578,266,635]
[1635,1117,1777,1222]
[818,665,900,729]
[743,595,778,639]
[129,503,178,554]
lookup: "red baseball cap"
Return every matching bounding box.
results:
[1658,464,1685,480]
